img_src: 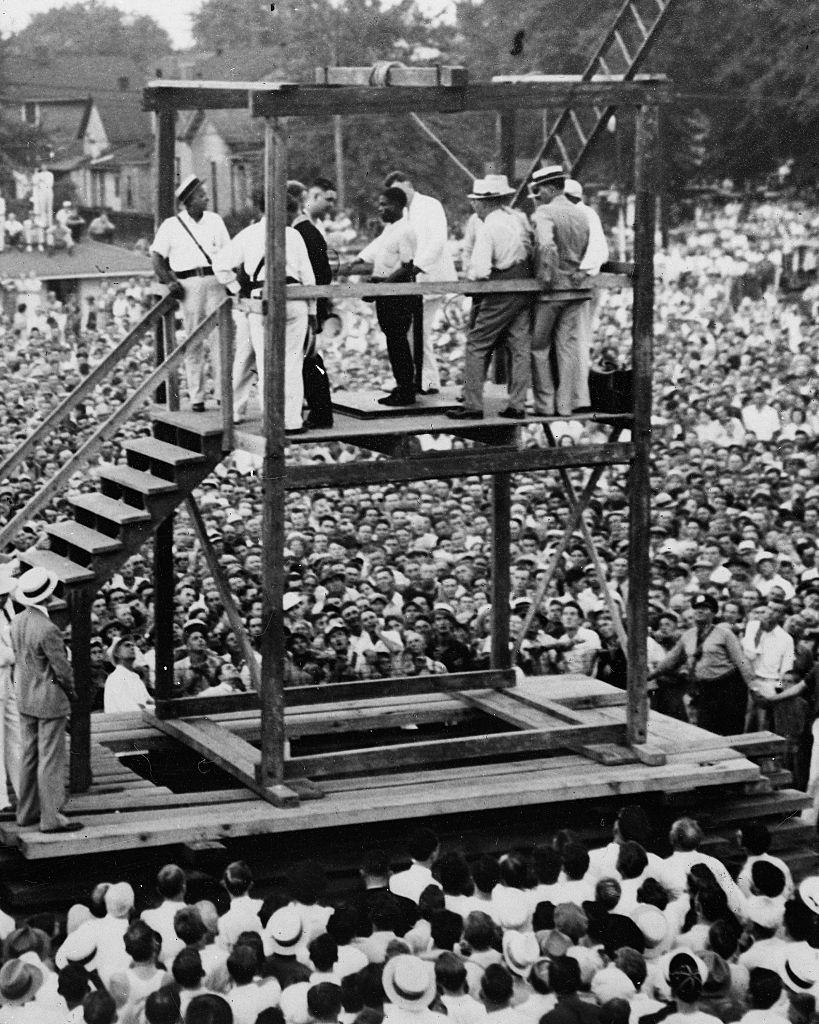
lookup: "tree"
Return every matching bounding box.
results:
[13,1,172,62]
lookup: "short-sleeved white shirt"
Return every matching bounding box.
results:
[359,220,416,279]
[150,209,231,273]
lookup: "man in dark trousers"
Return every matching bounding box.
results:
[293,178,336,429]
[10,567,81,833]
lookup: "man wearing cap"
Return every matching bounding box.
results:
[150,174,230,412]
[446,175,533,422]
[529,165,592,417]
[752,553,795,601]
[648,593,753,735]
[173,621,222,696]
[10,567,80,834]
[103,635,154,714]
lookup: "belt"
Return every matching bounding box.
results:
[176,267,214,279]
[249,276,300,296]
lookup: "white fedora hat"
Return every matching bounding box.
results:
[468,174,515,200]
[383,954,436,1012]
[14,567,58,607]
[264,906,304,956]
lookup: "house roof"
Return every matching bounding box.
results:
[181,109,265,151]
[0,239,153,281]
[91,141,152,169]
[3,53,152,145]
[155,47,286,84]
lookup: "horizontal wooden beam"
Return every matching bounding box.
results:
[249,80,671,117]
[316,66,468,88]
[285,721,627,778]
[284,441,634,490]
[155,668,515,719]
[142,79,297,111]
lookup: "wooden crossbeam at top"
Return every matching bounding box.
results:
[142,76,671,116]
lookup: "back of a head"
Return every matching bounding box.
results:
[288,861,327,905]
[145,985,182,1024]
[599,998,630,1024]
[307,981,343,1022]
[614,948,646,990]
[430,909,463,951]
[327,905,358,947]
[58,964,90,1004]
[83,990,117,1024]
[407,828,439,863]
[381,187,407,210]
[480,963,514,1005]
[472,855,500,895]
[549,956,581,996]
[227,943,258,986]
[668,952,703,1003]
[175,906,206,946]
[616,842,648,882]
[125,919,158,962]
[173,947,204,989]
[417,884,445,920]
[752,860,786,899]
[616,806,652,848]
[497,852,528,889]
[707,919,740,960]
[562,843,590,881]
[463,910,495,951]
[435,950,467,993]
[223,860,253,898]
[383,171,410,189]
[533,846,561,886]
[157,864,186,901]
[595,877,622,911]
[361,848,389,880]
[636,877,669,911]
[748,967,781,1010]
[257,1011,285,1024]
[184,994,232,1024]
[434,851,473,897]
[670,818,703,851]
[743,822,772,856]
[369,892,401,933]
[357,963,385,1009]
[309,933,339,972]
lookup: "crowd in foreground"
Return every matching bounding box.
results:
[0,813,817,1024]
[0,196,818,774]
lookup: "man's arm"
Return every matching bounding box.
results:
[151,252,184,299]
[42,624,76,701]
[723,626,755,687]
[647,637,686,679]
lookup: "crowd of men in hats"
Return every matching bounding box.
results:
[0,183,817,807]
[0,811,818,1024]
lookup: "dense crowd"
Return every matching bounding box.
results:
[0,813,818,1024]
[0,195,818,785]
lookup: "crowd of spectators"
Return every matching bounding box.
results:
[0,196,818,786]
[0,813,817,1024]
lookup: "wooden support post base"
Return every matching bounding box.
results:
[628,743,667,766]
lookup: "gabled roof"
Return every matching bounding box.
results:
[3,53,152,145]
[90,141,152,169]
[0,239,153,281]
[185,110,265,151]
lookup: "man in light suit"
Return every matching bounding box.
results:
[10,567,81,833]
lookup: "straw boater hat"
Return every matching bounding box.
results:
[564,179,584,200]
[502,930,540,977]
[532,164,565,188]
[14,567,58,607]
[468,174,515,200]
[175,174,202,205]
[264,907,304,956]
[383,954,437,1012]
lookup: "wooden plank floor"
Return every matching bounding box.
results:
[0,675,774,860]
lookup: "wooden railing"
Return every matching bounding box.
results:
[0,293,176,486]
[0,299,231,554]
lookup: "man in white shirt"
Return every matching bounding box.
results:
[543,602,601,676]
[741,389,781,442]
[384,171,457,394]
[390,827,441,904]
[213,188,315,433]
[658,817,746,920]
[446,175,533,422]
[103,636,154,713]
[151,174,230,411]
[742,604,794,729]
[344,188,418,406]
[141,864,188,965]
[751,554,795,601]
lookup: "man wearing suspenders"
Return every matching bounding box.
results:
[213,188,316,433]
[150,175,230,412]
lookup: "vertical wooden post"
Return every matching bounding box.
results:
[491,472,511,670]
[154,110,176,405]
[627,104,658,745]
[218,300,235,450]
[333,115,346,209]
[68,587,93,793]
[153,107,177,709]
[258,117,288,786]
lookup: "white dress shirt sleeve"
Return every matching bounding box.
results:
[411,195,448,276]
[579,206,609,275]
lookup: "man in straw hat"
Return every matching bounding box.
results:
[382,954,443,1024]
[150,174,230,412]
[529,164,593,417]
[446,174,533,422]
[9,566,82,833]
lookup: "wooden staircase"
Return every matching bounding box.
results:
[19,410,226,603]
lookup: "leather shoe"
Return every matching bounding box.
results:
[284,426,307,436]
[378,391,416,407]
[304,416,333,429]
[420,387,440,395]
[41,821,84,833]
[191,403,205,412]
[498,407,525,420]
[445,408,483,420]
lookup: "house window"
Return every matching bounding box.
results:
[126,176,134,209]
[113,174,120,199]
[210,161,218,213]
[22,102,39,126]
[117,76,129,92]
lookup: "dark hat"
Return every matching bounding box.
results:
[692,593,718,614]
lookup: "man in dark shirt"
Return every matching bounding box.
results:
[293,178,336,429]
[346,847,418,938]
[541,956,601,1024]
[430,607,473,673]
